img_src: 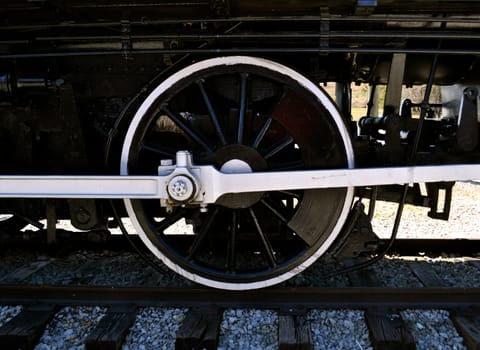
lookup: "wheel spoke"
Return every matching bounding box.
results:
[260,198,289,225]
[260,197,316,247]
[278,190,302,199]
[251,91,286,149]
[162,106,214,153]
[155,208,187,233]
[140,143,176,158]
[251,117,272,149]
[227,210,238,271]
[237,73,248,144]
[271,191,298,211]
[249,208,277,268]
[197,79,228,146]
[187,206,220,259]
[268,160,304,171]
[262,135,294,160]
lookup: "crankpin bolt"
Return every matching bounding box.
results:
[167,175,195,202]
[172,180,187,196]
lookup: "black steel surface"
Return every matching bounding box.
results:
[0,285,479,310]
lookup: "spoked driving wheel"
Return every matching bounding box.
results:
[121,56,354,290]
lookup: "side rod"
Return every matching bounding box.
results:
[0,164,478,202]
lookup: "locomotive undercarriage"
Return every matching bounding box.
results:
[1,1,480,289]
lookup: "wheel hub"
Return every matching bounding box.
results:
[208,144,268,209]
[220,159,252,173]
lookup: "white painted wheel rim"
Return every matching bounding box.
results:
[121,56,354,290]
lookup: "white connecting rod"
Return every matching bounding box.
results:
[0,164,479,202]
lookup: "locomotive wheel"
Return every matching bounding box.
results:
[121,56,354,290]
[0,214,26,233]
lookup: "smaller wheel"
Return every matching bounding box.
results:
[121,56,354,290]
[0,213,27,233]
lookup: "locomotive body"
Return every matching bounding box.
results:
[1,0,479,289]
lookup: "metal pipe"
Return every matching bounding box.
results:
[30,31,480,42]
[3,15,480,31]
[3,47,480,59]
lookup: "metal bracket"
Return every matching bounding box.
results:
[158,151,202,210]
[355,0,377,16]
[120,20,132,59]
[320,7,330,49]
[46,199,56,244]
[384,53,407,115]
[209,0,230,17]
[426,182,455,220]
[457,87,479,152]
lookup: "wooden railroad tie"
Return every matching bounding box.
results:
[175,306,221,350]
[0,304,57,350]
[278,314,312,350]
[84,305,137,350]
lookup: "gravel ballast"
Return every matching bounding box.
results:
[34,306,106,350]
[218,309,278,350]
[373,181,480,239]
[0,306,22,328]
[122,308,187,350]
[401,310,466,350]
[308,310,372,350]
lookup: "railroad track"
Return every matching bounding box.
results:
[0,286,480,349]
[2,284,480,309]
[1,246,480,349]
[0,285,479,349]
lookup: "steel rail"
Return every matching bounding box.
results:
[0,285,479,310]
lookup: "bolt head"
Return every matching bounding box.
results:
[160,159,173,166]
[76,208,91,224]
[167,175,195,202]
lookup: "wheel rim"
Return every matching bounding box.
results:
[121,56,354,290]
[0,212,27,233]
